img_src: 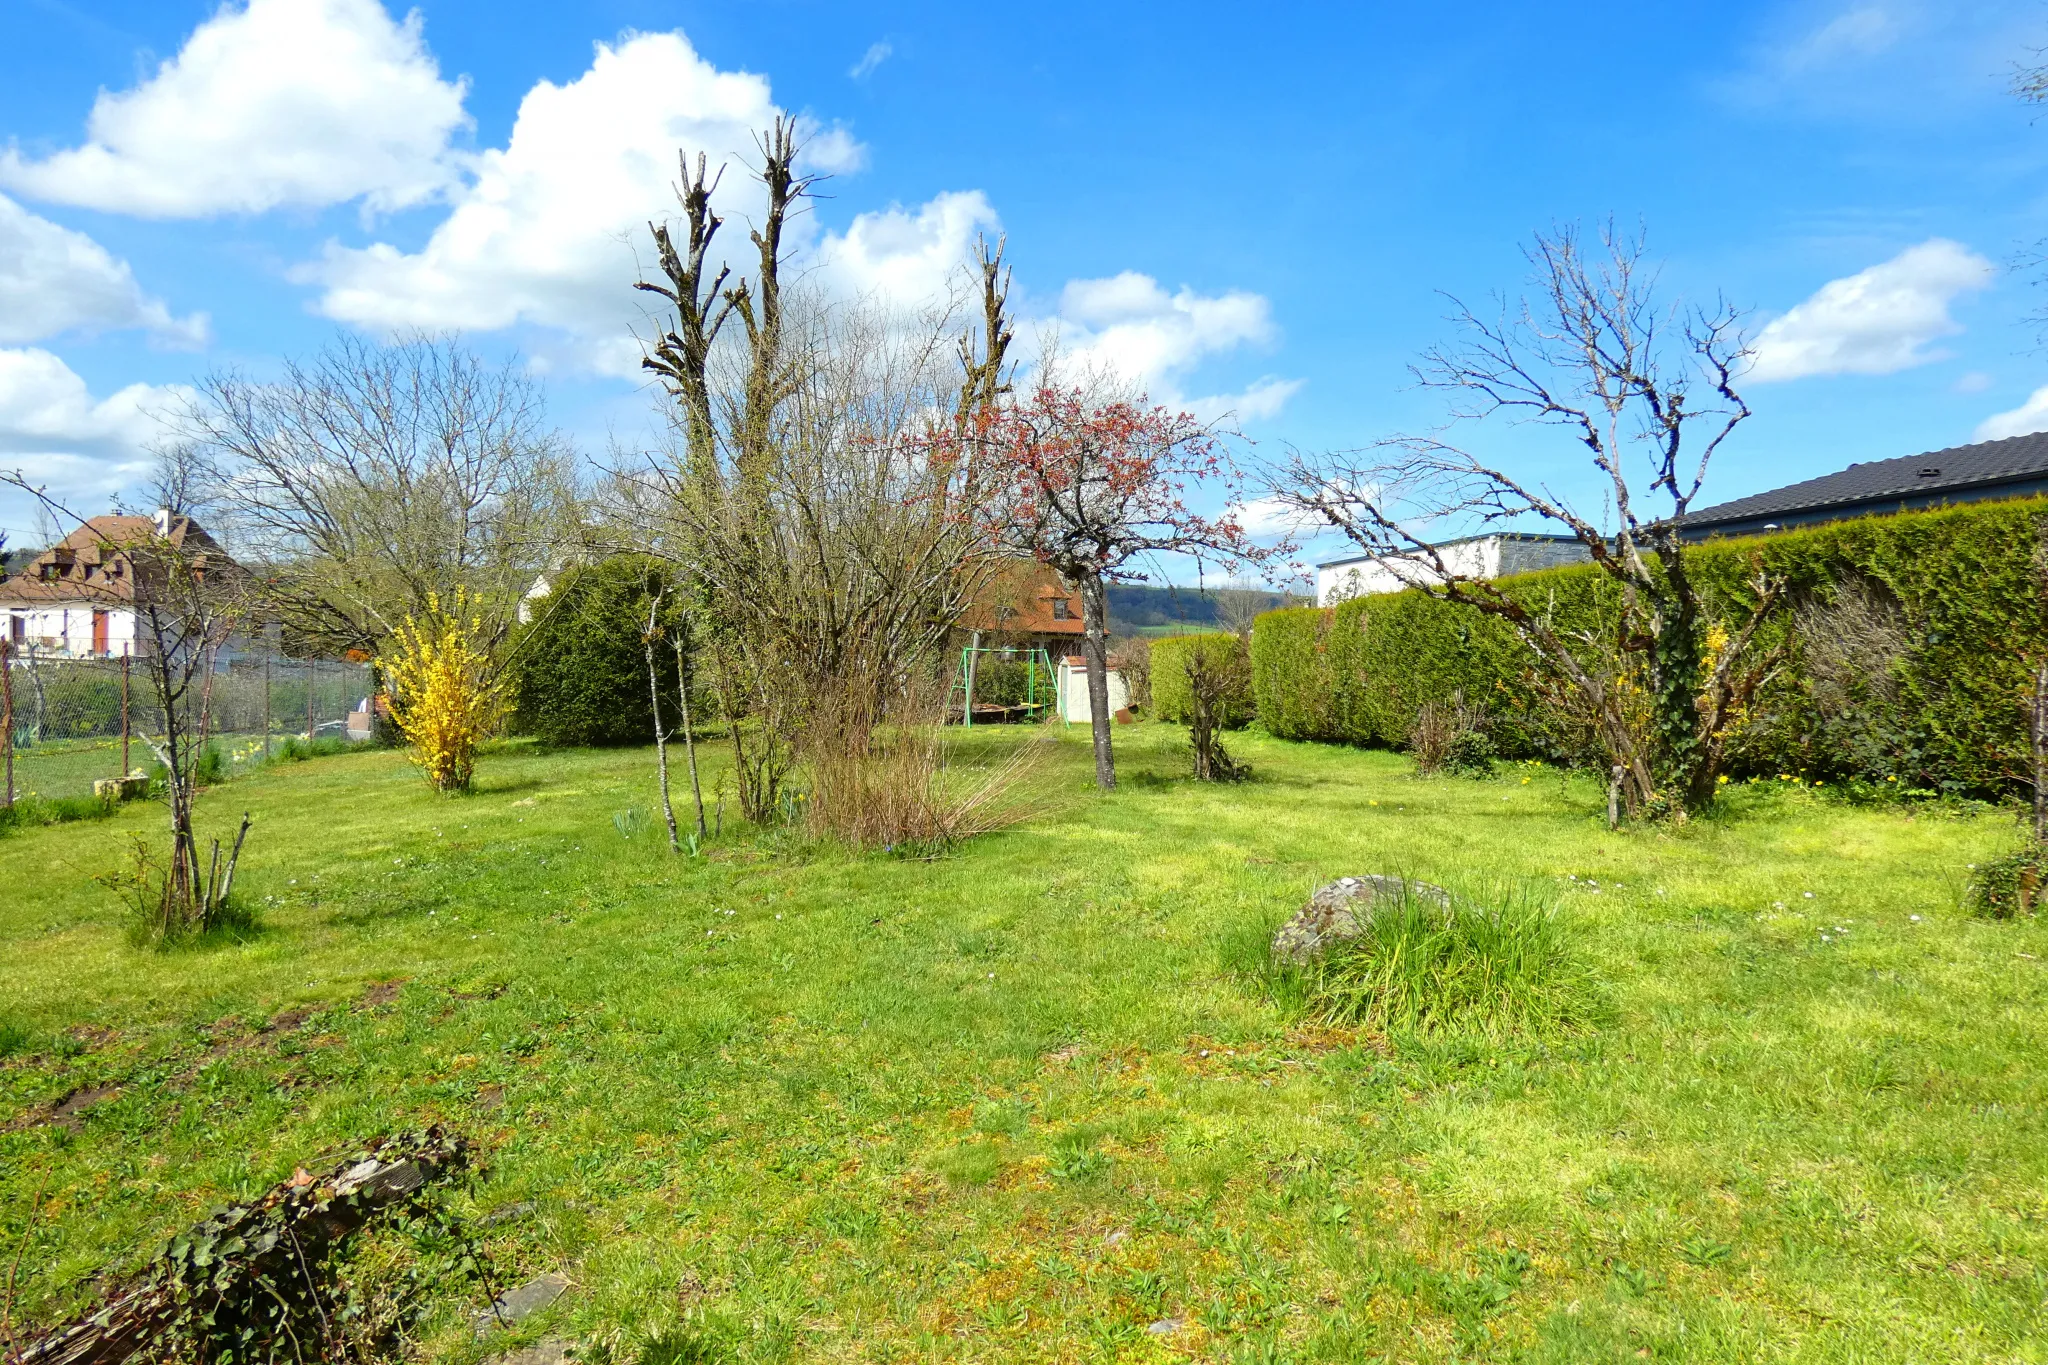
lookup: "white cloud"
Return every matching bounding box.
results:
[0,348,182,503]
[1055,271,1300,421]
[295,25,1291,411]
[1975,385,2048,441]
[1746,239,1994,383]
[1227,494,1312,537]
[0,194,206,346]
[849,42,893,80]
[1778,5,1903,70]
[306,30,802,376]
[1716,2,2034,117]
[0,0,470,217]
[816,191,998,307]
[1190,375,1304,424]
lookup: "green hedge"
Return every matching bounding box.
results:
[509,556,692,747]
[1150,632,1255,727]
[1251,497,2048,795]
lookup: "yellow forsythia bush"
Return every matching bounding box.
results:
[379,590,506,792]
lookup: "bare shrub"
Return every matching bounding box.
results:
[1113,636,1152,713]
[1791,577,1913,780]
[1410,690,1492,776]
[803,674,1049,850]
[1185,635,1251,782]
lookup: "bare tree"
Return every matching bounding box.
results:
[1270,223,1783,817]
[2,462,252,935]
[1209,579,1271,639]
[628,122,1011,830]
[177,333,576,659]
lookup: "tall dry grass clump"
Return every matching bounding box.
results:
[380,589,507,793]
[801,676,1048,851]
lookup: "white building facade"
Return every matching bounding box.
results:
[4,603,141,657]
[1316,533,1590,606]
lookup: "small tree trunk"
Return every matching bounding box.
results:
[714,654,755,820]
[202,837,223,924]
[196,644,218,759]
[645,597,679,853]
[1078,571,1116,790]
[675,633,707,840]
[216,812,252,911]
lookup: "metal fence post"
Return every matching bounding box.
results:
[2,639,12,808]
[306,657,315,740]
[263,649,272,758]
[120,652,130,776]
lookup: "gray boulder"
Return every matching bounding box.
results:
[1270,875,1451,966]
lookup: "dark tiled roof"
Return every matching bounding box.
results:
[1685,432,2048,529]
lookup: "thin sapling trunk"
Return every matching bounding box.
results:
[675,630,706,840]
[645,595,680,853]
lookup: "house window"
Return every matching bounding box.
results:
[1052,598,1073,620]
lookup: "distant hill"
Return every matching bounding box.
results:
[1106,583,1307,636]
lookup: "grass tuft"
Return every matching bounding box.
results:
[1306,882,1604,1038]
[0,791,118,837]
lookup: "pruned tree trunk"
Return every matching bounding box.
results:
[1078,571,1116,790]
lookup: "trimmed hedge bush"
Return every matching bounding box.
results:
[1150,632,1256,727]
[509,556,690,747]
[1251,497,2048,796]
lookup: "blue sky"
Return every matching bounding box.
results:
[3,0,2048,573]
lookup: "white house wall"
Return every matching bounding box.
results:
[2,606,140,656]
[1055,661,1130,722]
[1316,540,1496,605]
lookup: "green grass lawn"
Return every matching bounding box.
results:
[2,726,2045,1363]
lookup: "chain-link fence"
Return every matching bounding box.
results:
[1,648,374,803]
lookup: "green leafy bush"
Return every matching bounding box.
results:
[1969,845,2046,918]
[1150,632,1255,727]
[509,556,692,747]
[1441,729,1496,778]
[1250,497,2048,798]
[1249,606,1352,743]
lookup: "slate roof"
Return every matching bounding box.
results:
[1683,432,2048,534]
